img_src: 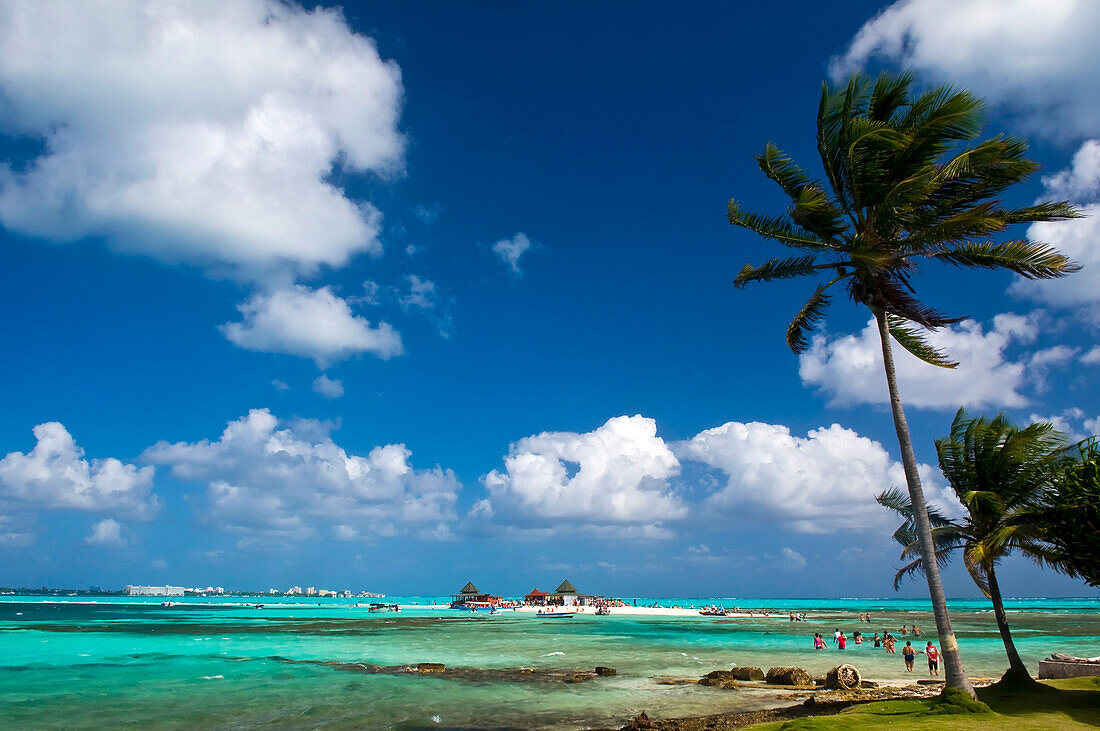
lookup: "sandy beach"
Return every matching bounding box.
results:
[398,604,796,618]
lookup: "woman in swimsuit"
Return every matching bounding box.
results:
[903,641,917,672]
[813,633,826,650]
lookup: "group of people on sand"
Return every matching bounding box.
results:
[813,626,940,676]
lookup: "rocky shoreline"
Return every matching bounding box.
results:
[610,674,998,731]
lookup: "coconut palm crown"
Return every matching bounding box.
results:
[729,71,1081,697]
[730,72,1080,364]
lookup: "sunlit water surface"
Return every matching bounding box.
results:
[2,596,1097,729]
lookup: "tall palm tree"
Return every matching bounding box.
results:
[728,72,1080,696]
[877,409,1071,682]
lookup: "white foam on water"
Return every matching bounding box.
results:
[431,715,441,723]
[541,651,564,656]
[201,675,224,680]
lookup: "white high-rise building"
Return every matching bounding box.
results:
[125,585,184,596]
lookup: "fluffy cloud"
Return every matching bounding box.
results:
[312,374,344,399]
[142,409,458,541]
[399,275,438,311]
[86,518,126,547]
[0,422,157,519]
[1011,142,1100,311]
[492,233,534,275]
[220,286,402,367]
[1029,408,1086,442]
[0,0,403,284]
[831,0,1100,140]
[834,2,1100,312]
[799,314,1040,409]
[678,421,949,533]
[1083,347,1100,365]
[477,415,686,537]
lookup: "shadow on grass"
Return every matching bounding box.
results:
[977,675,1100,728]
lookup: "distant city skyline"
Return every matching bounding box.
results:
[0,0,1098,599]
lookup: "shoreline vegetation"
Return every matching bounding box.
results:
[613,676,1100,730]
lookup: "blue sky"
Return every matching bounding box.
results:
[0,0,1098,599]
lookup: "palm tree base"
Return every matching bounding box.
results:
[992,666,1038,689]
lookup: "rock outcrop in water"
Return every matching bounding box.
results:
[730,666,764,681]
[622,711,658,730]
[267,655,615,685]
[765,666,812,686]
[698,670,738,689]
[413,663,445,673]
[595,666,617,676]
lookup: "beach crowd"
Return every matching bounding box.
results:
[812,619,940,675]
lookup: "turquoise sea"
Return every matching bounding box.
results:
[2,595,1098,729]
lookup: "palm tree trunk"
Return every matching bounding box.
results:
[986,563,1033,681]
[873,307,975,698]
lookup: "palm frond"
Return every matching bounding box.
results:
[1003,201,1082,224]
[727,200,836,251]
[756,142,813,199]
[893,546,959,590]
[790,185,848,240]
[930,240,1081,279]
[870,277,966,328]
[887,315,958,368]
[785,279,838,353]
[962,546,992,597]
[734,255,821,288]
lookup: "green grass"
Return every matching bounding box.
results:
[749,677,1100,730]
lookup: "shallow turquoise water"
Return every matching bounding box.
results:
[1,596,1097,728]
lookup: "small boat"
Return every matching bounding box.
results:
[369,602,401,612]
[451,602,497,612]
[161,601,176,607]
[536,609,577,618]
[699,606,727,616]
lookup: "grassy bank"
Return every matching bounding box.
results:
[744,676,1100,730]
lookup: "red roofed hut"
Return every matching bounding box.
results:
[524,589,549,606]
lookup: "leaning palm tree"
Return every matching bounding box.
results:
[729,72,1080,696]
[877,409,1072,683]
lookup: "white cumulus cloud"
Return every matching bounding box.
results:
[220,286,402,368]
[312,374,344,399]
[0,422,158,519]
[478,415,686,537]
[831,0,1100,140]
[677,421,950,534]
[492,233,534,275]
[86,518,126,547]
[0,0,404,284]
[141,409,458,541]
[834,2,1100,314]
[799,314,1039,409]
[1011,142,1100,311]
